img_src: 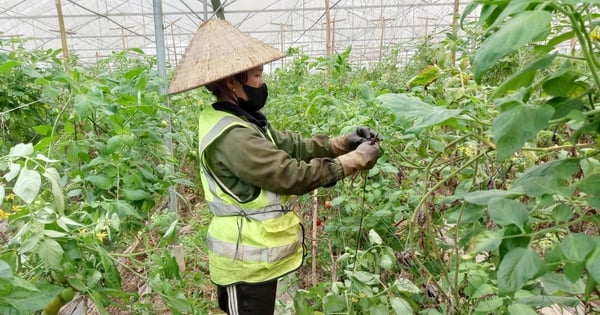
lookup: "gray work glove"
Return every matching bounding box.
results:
[336,141,381,176]
[331,126,382,156]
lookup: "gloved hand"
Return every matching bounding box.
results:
[336,141,381,176]
[347,126,381,148]
[331,126,381,156]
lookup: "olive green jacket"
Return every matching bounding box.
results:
[203,117,345,202]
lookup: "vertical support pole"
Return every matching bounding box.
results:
[324,0,332,55]
[204,0,208,20]
[54,0,69,70]
[153,0,177,213]
[452,0,460,66]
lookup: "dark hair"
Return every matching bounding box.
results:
[204,72,248,103]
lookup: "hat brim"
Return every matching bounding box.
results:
[168,19,286,95]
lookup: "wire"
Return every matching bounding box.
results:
[290,0,343,46]
[65,0,152,41]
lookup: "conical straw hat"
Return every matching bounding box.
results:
[168,18,286,95]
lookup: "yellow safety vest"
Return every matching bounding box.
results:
[198,107,304,286]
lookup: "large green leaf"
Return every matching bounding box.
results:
[473,10,552,82]
[488,198,528,230]
[512,159,579,188]
[578,175,600,195]
[463,189,524,205]
[43,167,65,215]
[497,247,541,295]
[492,53,556,99]
[516,295,581,308]
[390,297,413,315]
[514,176,575,198]
[586,241,600,283]
[507,304,537,315]
[86,175,114,190]
[37,239,64,270]
[0,281,62,314]
[562,236,597,261]
[547,97,584,120]
[492,103,554,161]
[485,0,538,35]
[376,93,462,131]
[13,168,41,204]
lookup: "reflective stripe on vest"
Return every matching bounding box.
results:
[207,230,303,263]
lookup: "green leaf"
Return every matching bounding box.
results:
[513,159,579,187]
[497,248,541,295]
[43,167,64,215]
[560,233,596,262]
[474,296,504,313]
[563,261,585,283]
[13,168,41,204]
[0,281,62,314]
[390,297,413,315]
[123,189,151,201]
[473,10,552,82]
[548,98,585,120]
[516,295,581,308]
[492,53,556,99]
[0,261,13,280]
[542,70,579,97]
[74,94,94,120]
[394,278,420,294]
[351,271,380,285]
[408,65,439,87]
[463,189,524,205]
[368,229,383,245]
[585,241,600,283]
[485,0,539,36]
[507,304,537,315]
[516,176,574,198]
[86,175,114,190]
[578,175,600,195]
[376,93,462,130]
[541,272,585,295]
[0,60,20,73]
[551,204,573,223]
[37,239,64,269]
[9,143,34,157]
[470,229,504,254]
[487,198,528,230]
[0,186,4,207]
[493,103,554,160]
[322,294,346,313]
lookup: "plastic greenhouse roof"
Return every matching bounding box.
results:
[0,0,472,67]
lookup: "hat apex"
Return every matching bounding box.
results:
[168,19,286,95]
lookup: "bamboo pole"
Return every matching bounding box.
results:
[452,0,460,66]
[54,0,69,70]
[324,0,332,55]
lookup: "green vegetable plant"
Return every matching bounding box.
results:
[0,46,193,314]
[372,0,600,313]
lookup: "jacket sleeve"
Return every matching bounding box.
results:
[267,124,336,161]
[204,125,345,197]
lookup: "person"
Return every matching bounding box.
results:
[168,18,381,315]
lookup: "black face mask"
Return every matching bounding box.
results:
[238,83,268,112]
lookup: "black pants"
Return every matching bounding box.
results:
[217,280,278,315]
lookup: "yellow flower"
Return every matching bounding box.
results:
[11,205,21,212]
[4,193,15,201]
[591,26,600,41]
[351,297,358,303]
[96,231,108,242]
[0,210,9,220]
